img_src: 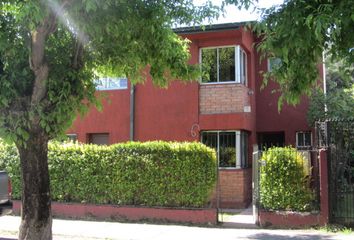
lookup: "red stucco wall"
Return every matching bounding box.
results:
[12,201,217,225]
[254,49,315,146]
[68,24,321,209]
[69,88,131,144]
[134,79,199,142]
[69,26,259,146]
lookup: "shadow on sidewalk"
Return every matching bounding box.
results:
[247,233,334,240]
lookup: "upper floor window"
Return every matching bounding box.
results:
[200,46,247,85]
[267,57,282,72]
[296,131,312,149]
[95,77,128,90]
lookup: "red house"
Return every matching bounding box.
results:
[68,22,321,209]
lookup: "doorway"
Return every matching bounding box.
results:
[257,132,285,150]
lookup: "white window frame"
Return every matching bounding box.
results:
[199,45,247,85]
[296,131,312,148]
[239,48,248,85]
[201,130,243,169]
[95,77,128,91]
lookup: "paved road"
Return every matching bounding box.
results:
[0,216,352,240]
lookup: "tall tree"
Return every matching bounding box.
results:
[225,0,354,107]
[308,57,354,125]
[0,1,219,239]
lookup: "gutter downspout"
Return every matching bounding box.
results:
[130,84,135,141]
[322,52,327,113]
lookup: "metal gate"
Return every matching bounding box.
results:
[318,119,354,226]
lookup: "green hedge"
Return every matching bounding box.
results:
[259,147,314,211]
[0,140,216,208]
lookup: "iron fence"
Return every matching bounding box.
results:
[319,119,354,226]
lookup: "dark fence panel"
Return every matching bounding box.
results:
[322,119,354,226]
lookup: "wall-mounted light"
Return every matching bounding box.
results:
[248,89,254,95]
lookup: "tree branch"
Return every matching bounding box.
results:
[72,39,84,70]
[30,12,57,107]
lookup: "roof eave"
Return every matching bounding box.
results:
[173,21,256,34]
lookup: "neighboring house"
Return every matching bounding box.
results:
[68,22,322,208]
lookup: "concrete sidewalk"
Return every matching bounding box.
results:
[0,216,353,240]
[220,206,258,228]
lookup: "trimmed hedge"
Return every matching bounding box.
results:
[259,147,314,211]
[0,140,216,208]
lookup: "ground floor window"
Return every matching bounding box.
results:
[66,134,77,142]
[296,131,312,149]
[88,133,109,145]
[201,130,248,168]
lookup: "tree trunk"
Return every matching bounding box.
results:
[17,130,52,240]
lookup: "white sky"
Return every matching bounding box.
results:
[194,0,284,23]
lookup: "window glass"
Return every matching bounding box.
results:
[95,78,106,90]
[201,131,248,168]
[268,57,282,72]
[201,48,217,83]
[201,132,217,149]
[95,78,128,90]
[219,132,236,168]
[89,133,109,145]
[296,131,312,148]
[108,78,120,89]
[201,46,247,84]
[119,78,128,88]
[304,132,312,146]
[219,47,235,82]
[297,132,305,146]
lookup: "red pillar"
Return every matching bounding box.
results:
[319,149,329,225]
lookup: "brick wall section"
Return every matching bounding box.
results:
[211,168,252,208]
[199,83,250,114]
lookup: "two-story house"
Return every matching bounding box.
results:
[68,22,321,208]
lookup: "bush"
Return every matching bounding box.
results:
[0,140,216,208]
[259,147,314,211]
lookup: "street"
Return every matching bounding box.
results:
[0,216,352,240]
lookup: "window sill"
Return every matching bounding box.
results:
[296,146,312,150]
[96,88,128,91]
[200,81,244,86]
[218,167,246,170]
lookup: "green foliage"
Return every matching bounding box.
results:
[316,224,353,234]
[226,1,354,108]
[308,57,354,125]
[0,1,220,145]
[0,140,21,192]
[0,1,220,235]
[0,140,217,208]
[259,147,314,211]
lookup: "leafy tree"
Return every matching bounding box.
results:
[308,57,354,125]
[225,0,354,107]
[0,1,219,239]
